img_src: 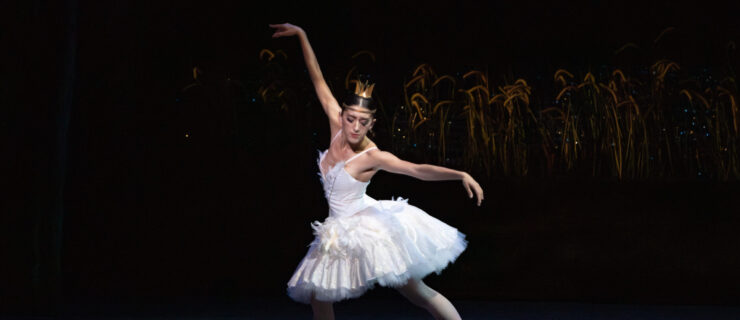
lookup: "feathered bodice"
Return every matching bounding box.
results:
[317,149,378,218]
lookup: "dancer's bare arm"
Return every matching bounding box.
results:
[270,23,341,129]
[370,151,484,206]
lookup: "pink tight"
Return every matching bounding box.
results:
[309,278,462,320]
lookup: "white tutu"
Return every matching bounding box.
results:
[286,145,467,304]
[287,197,467,303]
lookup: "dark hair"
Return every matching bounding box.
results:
[341,93,375,113]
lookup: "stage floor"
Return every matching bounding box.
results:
[6,297,740,319]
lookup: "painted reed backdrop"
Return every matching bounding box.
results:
[255,29,739,181]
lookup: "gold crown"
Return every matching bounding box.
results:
[353,80,375,99]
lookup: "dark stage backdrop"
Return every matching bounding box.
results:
[3,0,740,315]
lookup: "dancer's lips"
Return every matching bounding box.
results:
[351,133,359,138]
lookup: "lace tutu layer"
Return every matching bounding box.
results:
[286,198,467,304]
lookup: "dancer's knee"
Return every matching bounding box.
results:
[397,278,440,308]
[310,297,333,310]
[310,294,334,320]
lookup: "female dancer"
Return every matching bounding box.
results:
[271,23,484,320]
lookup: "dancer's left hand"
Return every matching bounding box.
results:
[462,173,484,206]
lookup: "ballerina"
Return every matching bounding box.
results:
[271,23,484,320]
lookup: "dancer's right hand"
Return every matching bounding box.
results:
[269,23,304,38]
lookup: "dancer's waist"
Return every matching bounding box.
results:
[328,194,377,217]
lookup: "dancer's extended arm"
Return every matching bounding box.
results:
[370,151,484,206]
[270,23,341,128]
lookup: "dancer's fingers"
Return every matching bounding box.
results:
[269,25,286,34]
[464,184,473,199]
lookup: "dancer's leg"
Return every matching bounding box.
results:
[396,278,462,320]
[310,293,335,320]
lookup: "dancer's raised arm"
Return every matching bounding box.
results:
[270,23,341,129]
[369,150,485,206]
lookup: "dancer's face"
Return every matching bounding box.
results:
[341,106,376,144]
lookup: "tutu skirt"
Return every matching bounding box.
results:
[286,198,467,304]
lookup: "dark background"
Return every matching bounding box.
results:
[3,0,740,316]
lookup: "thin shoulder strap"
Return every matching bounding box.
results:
[330,129,342,145]
[346,146,378,164]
